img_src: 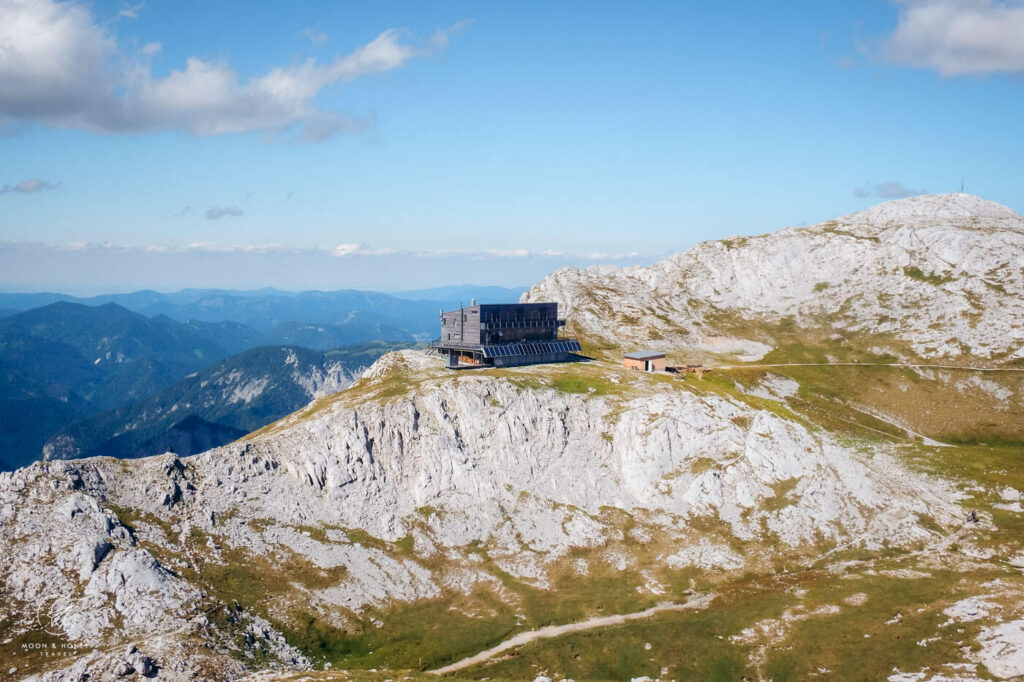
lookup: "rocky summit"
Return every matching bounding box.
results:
[528,193,1024,362]
[3,195,1024,681]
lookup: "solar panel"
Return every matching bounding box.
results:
[481,339,582,359]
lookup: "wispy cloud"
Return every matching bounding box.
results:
[299,27,328,45]
[483,248,531,258]
[205,206,244,220]
[585,251,640,259]
[408,248,643,260]
[881,0,1024,76]
[0,0,467,141]
[330,243,398,257]
[0,178,60,194]
[0,240,649,262]
[429,18,474,50]
[181,242,302,254]
[854,181,926,199]
[117,2,143,20]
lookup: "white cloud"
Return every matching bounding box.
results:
[0,0,116,122]
[300,27,328,45]
[0,177,60,194]
[429,19,474,50]
[483,248,531,258]
[0,240,655,263]
[140,41,161,56]
[331,243,360,257]
[0,0,466,140]
[883,0,1024,75]
[183,242,305,254]
[331,243,399,257]
[205,206,243,220]
[585,251,640,259]
[854,181,926,199]
[117,2,142,20]
[412,247,644,260]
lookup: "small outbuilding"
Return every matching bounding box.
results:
[623,350,666,372]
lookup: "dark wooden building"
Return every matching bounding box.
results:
[434,301,582,368]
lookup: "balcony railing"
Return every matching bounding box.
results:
[479,319,566,330]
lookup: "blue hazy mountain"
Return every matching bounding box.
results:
[0,302,230,408]
[0,286,515,471]
[0,286,525,336]
[43,342,406,462]
[392,284,527,305]
[153,290,438,334]
[182,318,268,356]
[0,287,290,313]
[257,316,411,350]
[0,357,93,471]
[0,302,234,468]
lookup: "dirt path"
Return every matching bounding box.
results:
[428,593,714,676]
[714,362,1024,372]
[843,402,953,447]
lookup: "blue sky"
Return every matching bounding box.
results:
[1,0,1023,293]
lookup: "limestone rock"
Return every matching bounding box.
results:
[525,194,1024,360]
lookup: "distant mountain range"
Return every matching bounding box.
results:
[0,302,229,469]
[392,284,528,303]
[42,343,403,463]
[0,302,230,410]
[0,285,527,336]
[0,355,92,472]
[0,285,520,471]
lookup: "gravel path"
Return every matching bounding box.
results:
[428,593,714,676]
[715,362,1024,372]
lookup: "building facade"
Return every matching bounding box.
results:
[623,350,666,372]
[435,302,582,368]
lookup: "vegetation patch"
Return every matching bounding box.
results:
[762,478,799,513]
[721,236,750,250]
[819,223,881,243]
[550,376,613,396]
[772,365,1024,446]
[467,561,1012,682]
[903,266,954,286]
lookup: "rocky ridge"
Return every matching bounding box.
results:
[526,194,1024,361]
[0,349,1000,679]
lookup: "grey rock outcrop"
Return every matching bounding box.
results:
[526,194,1024,360]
